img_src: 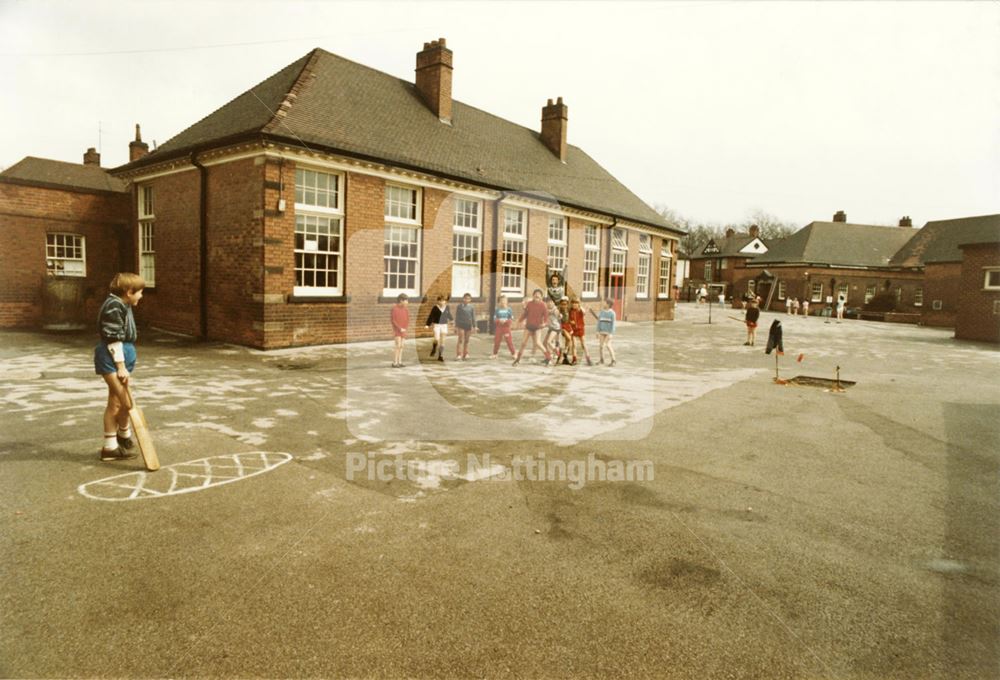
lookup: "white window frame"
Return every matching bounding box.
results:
[451,197,482,298]
[777,280,786,300]
[811,282,824,302]
[582,224,600,298]
[384,183,420,224]
[383,183,422,296]
[294,168,344,296]
[501,208,526,295]
[837,283,849,302]
[914,287,923,307]
[611,228,627,279]
[704,261,713,281]
[865,285,876,304]
[46,233,86,277]
[720,257,728,270]
[984,268,1000,291]
[748,279,756,295]
[636,235,652,299]
[658,245,672,298]
[138,185,155,287]
[547,215,567,273]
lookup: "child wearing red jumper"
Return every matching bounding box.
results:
[513,289,550,366]
[569,297,592,366]
[390,293,409,367]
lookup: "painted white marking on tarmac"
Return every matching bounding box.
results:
[77,452,293,501]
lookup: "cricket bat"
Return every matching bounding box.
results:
[124,383,160,471]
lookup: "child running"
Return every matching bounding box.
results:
[589,299,617,366]
[513,289,549,366]
[491,296,516,359]
[425,295,453,362]
[569,297,592,366]
[94,272,145,462]
[390,293,409,368]
[454,293,476,360]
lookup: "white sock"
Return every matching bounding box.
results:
[118,425,132,439]
[103,433,117,450]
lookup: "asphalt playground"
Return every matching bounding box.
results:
[1,303,998,678]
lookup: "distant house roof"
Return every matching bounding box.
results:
[115,48,677,233]
[690,234,767,260]
[749,221,916,268]
[0,157,126,194]
[889,214,1000,266]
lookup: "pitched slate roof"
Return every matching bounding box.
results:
[0,157,126,193]
[889,214,1000,266]
[690,234,767,260]
[749,221,916,268]
[120,48,675,232]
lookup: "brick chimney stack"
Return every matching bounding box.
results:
[415,38,453,124]
[725,227,735,238]
[898,216,913,227]
[83,147,100,166]
[541,97,568,162]
[129,124,149,162]
[833,210,847,223]
[748,224,760,238]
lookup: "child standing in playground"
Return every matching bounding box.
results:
[390,293,409,368]
[454,293,476,360]
[569,298,592,366]
[543,298,562,366]
[425,295,453,362]
[558,297,574,365]
[744,299,760,346]
[590,299,617,366]
[513,289,549,366]
[491,296,516,359]
[94,272,145,462]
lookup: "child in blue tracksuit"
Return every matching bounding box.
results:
[589,299,617,366]
[94,272,145,461]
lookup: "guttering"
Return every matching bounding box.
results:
[190,152,209,340]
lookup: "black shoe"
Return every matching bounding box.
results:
[430,342,438,358]
[100,447,137,462]
[438,355,445,362]
[117,434,135,450]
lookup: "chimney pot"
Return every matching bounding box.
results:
[898,215,913,227]
[725,228,736,238]
[83,147,100,166]
[748,224,760,238]
[833,210,847,223]
[415,38,453,124]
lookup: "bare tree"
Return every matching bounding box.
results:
[739,208,799,240]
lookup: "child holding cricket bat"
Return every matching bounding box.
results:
[93,273,145,461]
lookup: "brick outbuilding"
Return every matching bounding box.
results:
[0,153,129,328]
[954,241,1000,343]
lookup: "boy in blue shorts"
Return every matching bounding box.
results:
[94,272,145,461]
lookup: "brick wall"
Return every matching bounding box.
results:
[955,243,1000,343]
[130,168,203,337]
[0,180,128,328]
[922,262,961,327]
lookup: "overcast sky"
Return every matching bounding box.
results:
[1,1,997,227]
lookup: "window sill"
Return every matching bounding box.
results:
[287,295,351,304]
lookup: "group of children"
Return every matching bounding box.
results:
[389,274,619,368]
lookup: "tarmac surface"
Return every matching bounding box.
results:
[1,303,999,678]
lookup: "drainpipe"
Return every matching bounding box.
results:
[604,217,617,297]
[488,191,508,333]
[191,153,209,340]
